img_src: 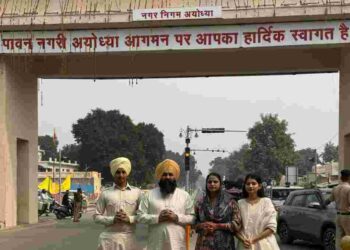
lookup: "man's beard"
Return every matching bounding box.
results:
[159,179,177,195]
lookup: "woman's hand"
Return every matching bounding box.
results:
[199,222,217,235]
[243,238,251,249]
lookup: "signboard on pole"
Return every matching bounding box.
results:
[285,166,298,185]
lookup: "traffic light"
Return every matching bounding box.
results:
[185,147,190,171]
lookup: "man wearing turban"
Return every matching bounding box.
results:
[137,159,195,250]
[93,157,142,250]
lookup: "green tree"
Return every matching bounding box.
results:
[245,114,296,180]
[208,144,249,182]
[322,142,338,163]
[294,148,317,176]
[226,144,250,180]
[61,143,81,163]
[71,108,166,185]
[38,135,58,161]
[134,123,166,185]
[209,157,227,179]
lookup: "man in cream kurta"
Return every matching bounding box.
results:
[94,157,142,250]
[137,159,195,250]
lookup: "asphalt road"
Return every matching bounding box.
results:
[0,210,323,250]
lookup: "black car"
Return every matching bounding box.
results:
[277,189,336,250]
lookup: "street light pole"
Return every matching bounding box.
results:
[314,149,318,186]
[59,150,62,203]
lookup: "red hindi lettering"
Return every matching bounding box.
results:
[56,33,67,49]
[14,39,23,49]
[46,38,56,49]
[72,37,83,49]
[141,13,147,19]
[22,38,33,50]
[174,34,191,46]
[160,10,169,19]
[204,10,213,17]
[290,29,309,41]
[2,38,15,50]
[99,36,119,48]
[323,28,334,40]
[243,32,257,45]
[221,33,238,44]
[36,38,46,49]
[339,23,349,41]
[125,35,141,48]
[159,34,169,46]
[150,35,160,46]
[272,30,285,42]
[140,35,151,47]
[196,33,212,45]
[83,33,97,49]
[257,26,272,43]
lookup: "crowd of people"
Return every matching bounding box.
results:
[92,156,280,250]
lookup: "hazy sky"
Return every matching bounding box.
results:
[38,73,339,176]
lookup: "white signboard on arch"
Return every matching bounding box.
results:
[132,6,222,21]
[0,20,349,54]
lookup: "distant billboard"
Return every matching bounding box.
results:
[285,166,298,185]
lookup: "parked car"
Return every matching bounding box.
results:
[265,186,304,210]
[277,189,336,250]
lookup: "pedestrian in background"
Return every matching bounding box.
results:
[236,173,279,250]
[40,189,52,216]
[93,157,142,250]
[194,172,242,250]
[73,188,83,222]
[328,169,350,249]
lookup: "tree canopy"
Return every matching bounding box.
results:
[71,108,166,186]
[61,144,81,163]
[322,142,338,163]
[294,148,317,176]
[38,135,58,161]
[208,144,248,182]
[245,114,296,180]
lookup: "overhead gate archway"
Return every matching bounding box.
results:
[0,0,349,228]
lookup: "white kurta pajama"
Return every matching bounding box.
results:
[237,198,280,250]
[93,184,142,250]
[137,187,195,250]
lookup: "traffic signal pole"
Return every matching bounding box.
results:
[179,126,246,192]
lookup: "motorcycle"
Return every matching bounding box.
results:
[53,199,82,220]
[38,196,57,217]
[38,200,49,217]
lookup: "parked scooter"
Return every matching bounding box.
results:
[53,199,81,220]
[38,198,58,217]
[38,200,49,217]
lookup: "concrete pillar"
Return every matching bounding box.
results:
[0,58,38,228]
[339,49,350,170]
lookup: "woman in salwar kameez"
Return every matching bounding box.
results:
[237,173,279,250]
[194,173,242,250]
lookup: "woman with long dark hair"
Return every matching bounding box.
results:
[237,173,279,250]
[194,172,242,250]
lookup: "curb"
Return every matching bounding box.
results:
[0,219,57,233]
